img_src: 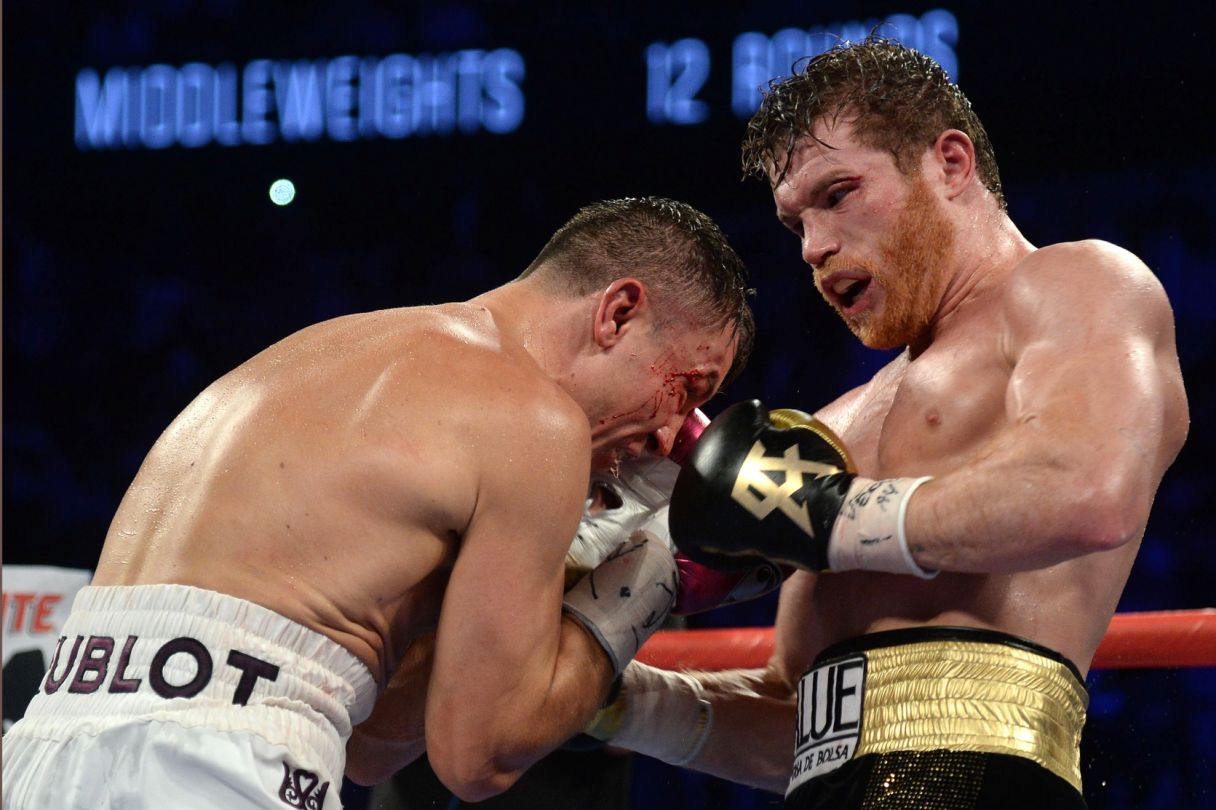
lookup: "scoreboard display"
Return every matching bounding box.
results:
[72,8,960,150]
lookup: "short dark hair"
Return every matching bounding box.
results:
[741,37,1005,210]
[521,197,755,386]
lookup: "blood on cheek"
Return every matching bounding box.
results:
[665,368,707,402]
[653,368,707,418]
[595,367,705,426]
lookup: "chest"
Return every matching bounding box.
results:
[838,333,1011,477]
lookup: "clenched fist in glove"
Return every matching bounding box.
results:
[567,410,789,618]
[669,399,937,579]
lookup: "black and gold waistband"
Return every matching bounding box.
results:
[813,627,1088,793]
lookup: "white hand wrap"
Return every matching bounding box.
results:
[567,457,679,572]
[827,476,937,578]
[562,534,678,676]
[585,661,713,766]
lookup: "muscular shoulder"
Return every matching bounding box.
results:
[1015,238,1152,280]
[323,304,590,532]
[1003,239,1172,350]
[1008,239,1166,309]
[371,304,589,452]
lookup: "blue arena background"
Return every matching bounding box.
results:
[4,2,1214,807]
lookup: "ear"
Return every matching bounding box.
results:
[593,278,648,348]
[932,129,976,201]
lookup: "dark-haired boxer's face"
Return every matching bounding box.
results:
[772,117,955,350]
[589,321,737,473]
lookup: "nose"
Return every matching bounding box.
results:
[801,216,838,269]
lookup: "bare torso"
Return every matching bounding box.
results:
[805,247,1161,676]
[92,304,546,684]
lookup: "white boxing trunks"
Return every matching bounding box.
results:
[2,585,377,810]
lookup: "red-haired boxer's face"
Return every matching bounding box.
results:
[771,117,956,350]
[589,321,737,474]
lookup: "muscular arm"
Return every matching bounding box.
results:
[667,666,795,792]
[345,634,435,784]
[346,620,611,789]
[907,241,1189,572]
[423,394,616,802]
[608,571,819,794]
[684,570,818,792]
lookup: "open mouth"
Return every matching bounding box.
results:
[831,276,870,310]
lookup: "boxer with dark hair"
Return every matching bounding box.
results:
[583,39,1188,809]
[2,197,755,808]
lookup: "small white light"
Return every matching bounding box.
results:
[269,179,296,206]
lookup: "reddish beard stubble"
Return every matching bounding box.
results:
[821,173,955,350]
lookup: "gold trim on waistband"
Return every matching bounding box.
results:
[854,639,1088,793]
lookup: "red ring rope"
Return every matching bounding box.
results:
[637,609,1216,671]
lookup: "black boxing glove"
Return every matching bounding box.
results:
[669,400,937,578]
[567,412,788,615]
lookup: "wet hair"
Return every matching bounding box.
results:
[741,36,1005,210]
[520,196,756,386]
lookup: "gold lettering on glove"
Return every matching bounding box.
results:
[731,441,841,536]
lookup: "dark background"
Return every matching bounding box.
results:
[4,2,1214,808]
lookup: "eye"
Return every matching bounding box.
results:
[826,185,854,208]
